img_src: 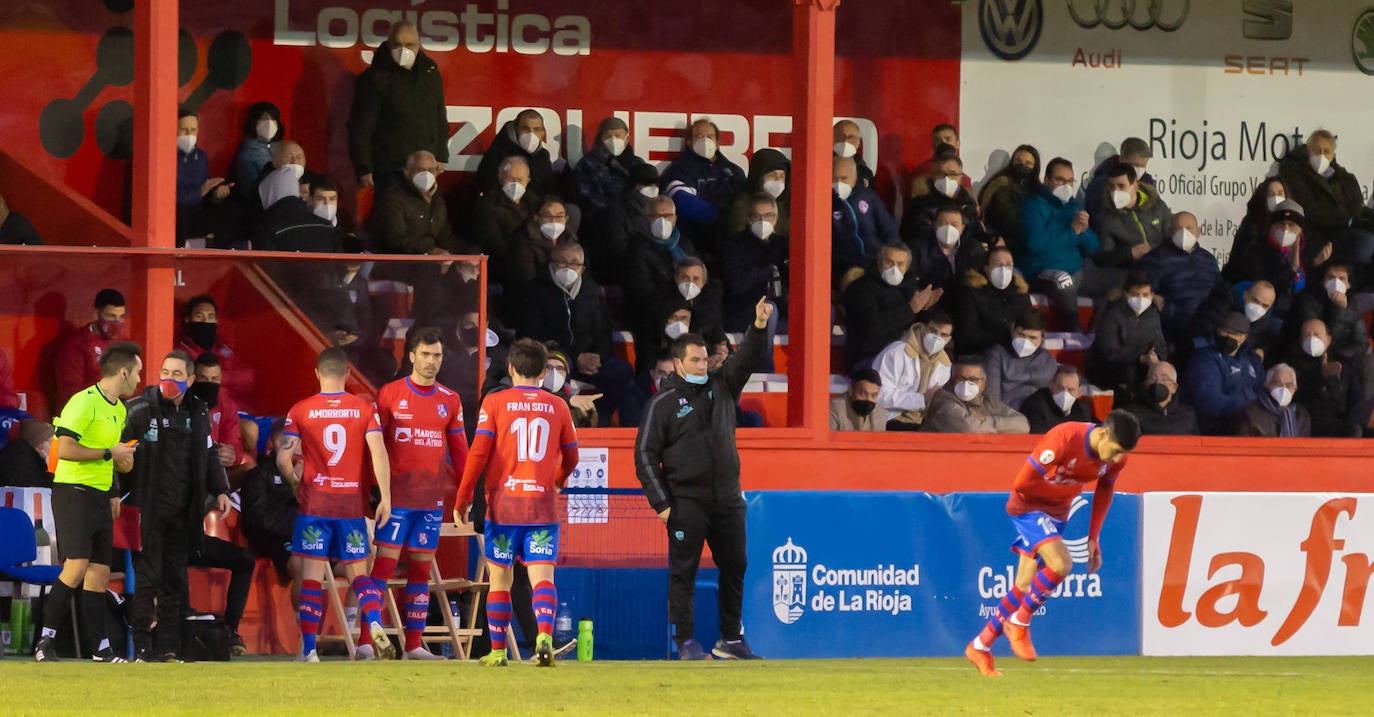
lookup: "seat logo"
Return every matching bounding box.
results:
[1068,0,1188,32]
[979,0,1043,62]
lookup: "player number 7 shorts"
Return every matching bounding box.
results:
[374,507,443,552]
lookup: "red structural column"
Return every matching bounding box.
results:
[132,0,178,361]
[787,0,839,434]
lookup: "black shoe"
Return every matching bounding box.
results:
[161,651,183,663]
[676,638,708,660]
[34,637,59,662]
[91,649,129,663]
[134,648,165,663]
[230,633,247,657]
[712,638,763,660]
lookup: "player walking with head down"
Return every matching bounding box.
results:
[455,339,579,668]
[965,410,1141,677]
[278,348,394,662]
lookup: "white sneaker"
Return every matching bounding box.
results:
[354,644,376,661]
[369,621,395,661]
[297,650,320,663]
[405,646,446,661]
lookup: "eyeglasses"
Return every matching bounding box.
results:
[551,260,584,269]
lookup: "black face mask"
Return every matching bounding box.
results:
[189,381,220,408]
[1145,382,1170,405]
[459,326,482,347]
[1009,164,1036,181]
[1216,335,1240,354]
[852,399,877,418]
[186,321,217,350]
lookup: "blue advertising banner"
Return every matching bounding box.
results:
[742,491,1141,658]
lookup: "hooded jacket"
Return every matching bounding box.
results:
[348,41,450,178]
[923,386,1030,434]
[1090,183,1172,268]
[634,325,767,513]
[722,227,788,333]
[121,387,229,540]
[955,268,1032,356]
[475,120,559,198]
[726,148,790,237]
[1278,147,1366,242]
[872,323,952,426]
[1136,241,1221,345]
[371,179,457,255]
[1019,186,1100,277]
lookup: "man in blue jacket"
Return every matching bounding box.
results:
[1137,211,1221,350]
[661,118,746,259]
[832,156,899,287]
[1018,158,1099,331]
[1184,311,1264,435]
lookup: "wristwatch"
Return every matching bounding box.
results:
[103,448,112,461]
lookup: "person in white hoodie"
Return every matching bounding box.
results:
[872,313,954,431]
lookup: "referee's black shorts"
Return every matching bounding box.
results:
[51,482,114,566]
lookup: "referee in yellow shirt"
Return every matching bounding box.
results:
[34,342,142,662]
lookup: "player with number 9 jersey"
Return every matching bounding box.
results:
[282,391,382,520]
[457,385,579,526]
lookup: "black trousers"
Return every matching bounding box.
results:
[186,536,256,632]
[131,511,190,654]
[667,496,747,642]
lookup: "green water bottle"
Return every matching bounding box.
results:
[10,596,32,656]
[576,618,593,661]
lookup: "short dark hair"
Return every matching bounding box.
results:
[851,368,882,388]
[177,107,197,121]
[926,311,954,329]
[1107,163,1138,183]
[408,326,444,353]
[537,194,566,214]
[1045,157,1074,178]
[933,144,960,162]
[317,347,349,378]
[954,354,984,369]
[99,341,142,377]
[94,289,125,310]
[185,294,217,319]
[1124,271,1152,291]
[311,176,338,195]
[670,333,708,360]
[164,349,193,373]
[931,123,958,140]
[516,108,544,126]
[241,101,282,140]
[1103,409,1141,451]
[194,352,220,369]
[1015,308,1045,332]
[507,338,548,379]
[750,192,779,210]
[1053,364,1080,380]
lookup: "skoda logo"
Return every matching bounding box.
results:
[1068,0,1188,32]
[1355,9,1374,76]
[979,0,1043,62]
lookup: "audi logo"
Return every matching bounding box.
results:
[1068,0,1189,32]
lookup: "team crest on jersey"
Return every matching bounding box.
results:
[437,404,448,418]
[418,531,429,546]
[399,399,409,410]
[1039,449,1055,464]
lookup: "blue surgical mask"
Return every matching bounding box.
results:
[684,373,709,385]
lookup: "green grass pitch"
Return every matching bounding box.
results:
[2,656,1371,714]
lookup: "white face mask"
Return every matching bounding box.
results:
[1052,183,1076,204]
[177,135,196,153]
[953,380,980,402]
[1011,336,1036,358]
[692,137,717,160]
[552,267,579,289]
[1053,390,1077,413]
[1266,194,1285,212]
[1309,153,1331,175]
[391,46,416,70]
[762,179,786,198]
[834,141,857,158]
[1112,189,1133,209]
[935,224,961,249]
[651,217,675,240]
[1172,228,1197,252]
[989,266,1013,290]
[1270,386,1293,408]
[256,119,277,141]
[540,222,565,241]
[1271,227,1298,248]
[603,136,626,156]
[412,170,436,194]
[1324,277,1348,296]
[1244,301,1268,322]
[922,332,948,355]
[833,181,853,201]
[1127,295,1151,316]
[880,265,904,287]
[283,163,305,182]
[503,181,526,203]
[638,185,659,199]
[678,281,701,301]
[312,202,337,223]
[518,131,542,154]
[934,177,959,198]
[1303,335,1327,358]
[542,369,566,393]
[750,220,774,240]
[664,321,689,340]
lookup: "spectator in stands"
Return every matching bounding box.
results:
[660,118,746,258]
[470,156,533,285]
[910,205,986,300]
[1020,365,1093,433]
[175,109,234,247]
[833,119,875,188]
[1222,200,1329,308]
[253,167,339,252]
[239,419,299,584]
[1235,363,1310,437]
[574,117,648,223]
[517,241,632,425]
[639,308,699,381]
[977,145,1040,250]
[1278,129,1370,265]
[1138,211,1220,349]
[507,196,576,287]
[1225,179,1288,284]
[348,21,450,189]
[1020,157,1099,331]
[1086,164,1171,298]
[190,353,249,478]
[1185,312,1264,435]
[842,243,941,370]
[0,419,53,487]
[542,347,601,428]
[873,314,954,431]
[830,369,886,431]
[1087,271,1167,401]
[588,163,658,286]
[621,354,675,428]
[833,156,900,284]
[913,124,972,191]
[476,109,560,199]
[727,148,790,237]
[1085,137,1154,216]
[1190,280,1279,362]
[723,193,789,334]
[257,141,307,212]
[177,295,255,410]
[1121,360,1197,435]
[0,189,42,245]
[372,149,458,320]
[1279,319,1362,438]
[902,153,982,251]
[667,258,727,351]
[626,196,697,354]
[233,101,282,203]
[307,178,341,229]
[55,289,128,407]
[924,355,1029,434]
[1288,262,1370,367]
[984,309,1056,411]
[955,246,1031,355]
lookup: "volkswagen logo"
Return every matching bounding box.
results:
[1068,0,1189,32]
[980,0,1043,62]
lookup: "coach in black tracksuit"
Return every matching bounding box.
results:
[635,297,771,660]
[122,351,230,661]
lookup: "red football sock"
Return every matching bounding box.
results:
[357,555,400,647]
[1014,567,1064,624]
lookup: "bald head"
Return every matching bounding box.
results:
[499,155,530,185]
[273,141,305,169]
